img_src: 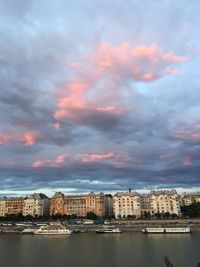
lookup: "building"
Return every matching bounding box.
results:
[149,190,181,216]
[113,189,142,219]
[104,194,113,218]
[5,197,25,216]
[64,195,86,217]
[23,193,50,217]
[50,192,65,216]
[50,192,112,218]
[85,192,106,217]
[182,192,200,206]
[140,194,152,217]
[0,198,6,217]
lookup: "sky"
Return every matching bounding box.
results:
[0,0,200,196]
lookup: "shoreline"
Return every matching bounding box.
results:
[1,219,200,233]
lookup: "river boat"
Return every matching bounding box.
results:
[21,228,36,234]
[96,227,122,234]
[142,227,191,234]
[34,225,72,235]
[1,229,22,234]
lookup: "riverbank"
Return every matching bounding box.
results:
[68,218,200,232]
[1,218,200,232]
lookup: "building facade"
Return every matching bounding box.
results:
[0,198,6,217]
[149,190,181,216]
[50,192,65,216]
[50,192,112,218]
[113,190,142,219]
[182,192,200,206]
[23,193,50,217]
[5,197,25,216]
[64,195,86,217]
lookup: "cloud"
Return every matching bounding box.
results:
[81,152,114,163]
[92,43,187,81]
[0,0,199,194]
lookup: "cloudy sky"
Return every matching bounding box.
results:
[0,0,200,196]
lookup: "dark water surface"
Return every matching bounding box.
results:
[0,232,199,267]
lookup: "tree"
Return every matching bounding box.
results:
[163,212,170,219]
[164,255,174,267]
[86,211,96,220]
[155,212,162,219]
[181,203,200,218]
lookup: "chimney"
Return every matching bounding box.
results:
[128,188,131,193]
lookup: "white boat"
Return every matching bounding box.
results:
[22,228,36,234]
[34,225,72,235]
[142,227,191,234]
[96,227,122,234]
[142,228,165,233]
[164,227,191,233]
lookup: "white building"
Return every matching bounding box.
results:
[0,198,6,217]
[23,193,50,217]
[113,190,142,219]
[149,190,181,216]
[182,192,200,206]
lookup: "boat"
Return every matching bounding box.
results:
[96,227,122,234]
[21,228,36,234]
[1,228,22,234]
[142,227,191,234]
[164,227,191,233]
[34,225,72,235]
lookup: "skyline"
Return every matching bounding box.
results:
[0,0,200,195]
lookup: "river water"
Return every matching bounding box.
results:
[0,232,199,267]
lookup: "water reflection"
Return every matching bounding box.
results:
[0,232,199,267]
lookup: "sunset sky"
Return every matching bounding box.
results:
[0,0,200,196]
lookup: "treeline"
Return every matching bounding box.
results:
[0,211,101,222]
[181,203,200,218]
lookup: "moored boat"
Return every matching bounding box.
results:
[34,225,72,235]
[1,229,22,234]
[142,227,191,234]
[96,227,122,234]
[21,228,36,234]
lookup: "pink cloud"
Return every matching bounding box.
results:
[81,152,114,163]
[33,160,43,168]
[92,42,187,81]
[32,154,69,169]
[172,128,200,142]
[68,62,84,68]
[191,134,200,141]
[54,122,61,129]
[182,156,192,166]
[54,79,125,122]
[0,132,37,145]
[24,132,36,146]
[54,42,188,124]
[171,130,191,140]
[0,134,15,144]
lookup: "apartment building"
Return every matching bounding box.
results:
[5,197,25,215]
[50,192,112,218]
[0,198,6,217]
[23,193,50,217]
[50,192,65,216]
[113,190,142,219]
[64,195,86,217]
[182,192,200,206]
[149,190,181,216]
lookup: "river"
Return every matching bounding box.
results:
[0,232,199,267]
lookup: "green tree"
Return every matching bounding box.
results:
[86,211,96,220]
[181,203,200,218]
